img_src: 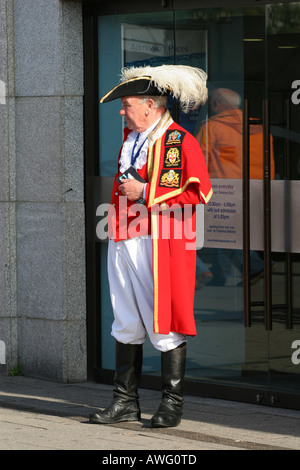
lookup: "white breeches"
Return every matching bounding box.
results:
[107,236,186,352]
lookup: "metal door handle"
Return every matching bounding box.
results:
[263,100,272,331]
[242,100,251,327]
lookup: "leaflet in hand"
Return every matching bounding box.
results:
[117,166,146,204]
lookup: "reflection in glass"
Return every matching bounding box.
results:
[97,5,300,399]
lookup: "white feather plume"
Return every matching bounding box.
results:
[120,65,208,113]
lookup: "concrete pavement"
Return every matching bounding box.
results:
[0,376,300,450]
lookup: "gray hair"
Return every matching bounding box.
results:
[210,88,241,108]
[139,95,167,108]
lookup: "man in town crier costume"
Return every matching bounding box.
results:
[89,65,212,428]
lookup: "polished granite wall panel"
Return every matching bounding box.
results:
[0,0,86,381]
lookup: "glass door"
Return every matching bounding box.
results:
[256,3,300,400]
[94,2,300,407]
[174,4,300,405]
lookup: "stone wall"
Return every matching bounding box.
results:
[0,0,87,382]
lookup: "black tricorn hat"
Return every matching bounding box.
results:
[100,76,171,103]
[100,65,208,113]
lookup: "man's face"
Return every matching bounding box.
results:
[120,96,149,132]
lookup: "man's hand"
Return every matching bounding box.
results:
[118,179,145,201]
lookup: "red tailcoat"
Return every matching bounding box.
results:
[109,111,212,336]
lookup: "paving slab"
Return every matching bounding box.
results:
[0,376,299,451]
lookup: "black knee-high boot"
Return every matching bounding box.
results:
[151,342,186,428]
[89,341,143,424]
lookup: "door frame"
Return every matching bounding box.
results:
[82,0,300,410]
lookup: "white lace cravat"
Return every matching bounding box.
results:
[119,119,160,173]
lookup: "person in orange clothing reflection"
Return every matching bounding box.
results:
[196,88,275,180]
[195,88,275,286]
